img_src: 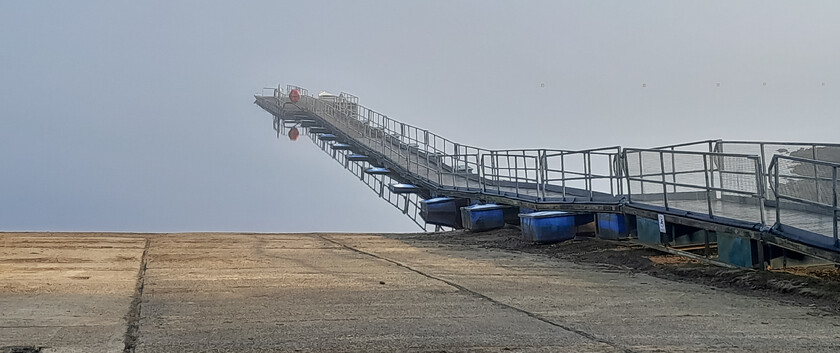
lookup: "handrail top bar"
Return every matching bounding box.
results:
[482,146,622,155]
[623,148,760,159]
[720,140,840,148]
[652,139,722,149]
[552,145,622,154]
[770,154,840,168]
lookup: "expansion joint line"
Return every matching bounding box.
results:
[124,238,151,353]
[317,235,638,353]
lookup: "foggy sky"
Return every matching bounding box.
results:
[1,1,838,232]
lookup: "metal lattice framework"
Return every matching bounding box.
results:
[255,85,840,258]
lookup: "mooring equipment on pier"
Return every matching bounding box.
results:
[254,84,840,269]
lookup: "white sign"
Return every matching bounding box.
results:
[658,214,667,233]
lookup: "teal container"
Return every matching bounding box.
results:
[519,211,576,244]
[717,232,759,268]
[460,204,506,232]
[636,217,664,245]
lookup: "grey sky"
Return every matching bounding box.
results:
[1,1,838,232]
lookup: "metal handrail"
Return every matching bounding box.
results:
[298,88,623,202]
[259,87,840,239]
[652,139,721,151]
[769,155,840,247]
[623,148,766,224]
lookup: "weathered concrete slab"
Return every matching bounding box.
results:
[2,232,839,352]
[0,234,146,353]
[136,233,605,352]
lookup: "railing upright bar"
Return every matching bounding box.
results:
[774,159,781,227]
[833,166,838,248]
[623,152,633,203]
[718,151,725,195]
[514,155,520,197]
[479,153,485,193]
[638,152,645,195]
[670,147,677,193]
[759,142,768,198]
[587,152,594,201]
[709,142,718,193]
[755,158,766,226]
[561,154,567,200]
[539,150,546,200]
[813,144,820,203]
[660,151,669,210]
[703,154,714,218]
[608,154,615,196]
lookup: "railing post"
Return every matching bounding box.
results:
[774,159,781,228]
[608,153,615,197]
[561,153,567,200]
[717,151,725,198]
[703,154,714,218]
[587,152,594,201]
[755,158,766,226]
[660,151,669,210]
[759,142,768,200]
[638,152,645,195]
[540,149,547,201]
[813,144,820,203]
[833,166,838,248]
[514,155,520,197]
[623,151,632,203]
[670,147,677,193]
[480,154,486,193]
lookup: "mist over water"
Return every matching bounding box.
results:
[1,1,838,232]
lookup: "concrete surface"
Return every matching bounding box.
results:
[0,234,146,353]
[1,232,839,352]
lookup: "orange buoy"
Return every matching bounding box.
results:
[288,127,300,141]
[289,89,301,103]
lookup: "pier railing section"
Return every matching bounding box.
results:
[653,140,840,202]
[542,147,624,202]
[622,148,767,225]
[261,85,840,248]
[769,155,840,248]
[298,89,624,203]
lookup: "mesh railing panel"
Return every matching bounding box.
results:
[770,155,839,245]
[717,141,840,202]
[624,149,764,223]
[773,157,838,211]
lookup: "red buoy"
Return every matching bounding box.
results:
[288,127,300,141]
[289,89,301,103]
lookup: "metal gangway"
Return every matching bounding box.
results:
[254,85,840,266]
